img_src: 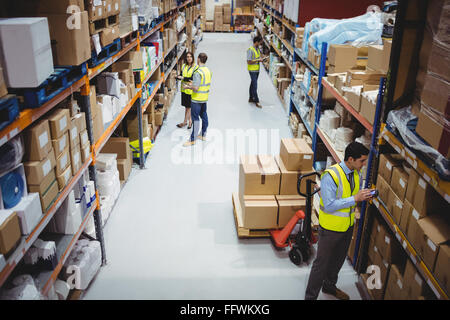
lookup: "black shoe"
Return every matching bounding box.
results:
[249,98,255,103]
[322,287,350,300]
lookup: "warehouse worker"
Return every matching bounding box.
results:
[305,142,374,300]
[176,51,198,129]
[183,53,212,147]
[247,35,266,108]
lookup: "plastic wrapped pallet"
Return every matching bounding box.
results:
[61,240,101,290]
[136,0,155,27]
[0,275,42,300]
[120,0,139,35]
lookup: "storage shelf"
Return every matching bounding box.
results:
[299,82,317,106]
[294,48,319,76]
[164,47,186,81]
[232,12,255,16]
[93,88,142,156]
[0,76,87,148]
[164,42,178,60]
[371,197,449,300]
[0,155,92,288]
[143,59,164,85]
[142,78,164,113]
[380,126,450,203]
[322,78,374,134]
[39,201,97,296]
[291,98,313,137]
[256,2,296,34]
[316,126,344,163]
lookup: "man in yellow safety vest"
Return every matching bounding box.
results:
[305,142,374,300]
[247,35,266,108]
[183,52,212,147]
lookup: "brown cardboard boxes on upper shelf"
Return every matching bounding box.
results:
[415,106,450,158]
[239,155,281,197]
[24,149,56,185]
[327,45,358,73]
[367,40,392,74]
[279,138,314,171]
[390,166,408,201]
[48,109,71,140]
[378,153,403,184]
[23,119,53,162]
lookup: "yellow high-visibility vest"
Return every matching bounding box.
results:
[191,66,212,102]
[181,63,198,95]
[319,164,360,232]
[247,46,261,72]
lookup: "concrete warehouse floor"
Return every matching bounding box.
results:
[83,33,362,300]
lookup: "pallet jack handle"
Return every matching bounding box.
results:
[297,172,321,198]
[297,172,321,243]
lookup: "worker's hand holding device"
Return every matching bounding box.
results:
[354,189,376,202]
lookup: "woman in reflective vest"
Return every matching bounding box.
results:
[176,51,198,129]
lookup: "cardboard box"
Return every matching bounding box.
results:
[360,91,378,125]
[378,153,403,184]
[367,43,392,74]
[239,155,281,197]
[24,149,57,185]
[384,264,406,300]
[280,138,313,171]
[81,143,91,163]
[56,165,72,191]
[434,244,450,295]
[335,74,347,96]
[123,50,144,70]
[416,215,450,272]
[327,45,358,73]
[0,18,54,88]
[70,144,81,174]
[102,137,132,160]
[405,168,419,204]
[205,22,214,32]
[415,107,450,158]
[399,200,413,235]
[100,25,119,47]
[420,73,450,118]
[48,109,70,139]
[376,175,390,207]
[68,122,79,151]
[403,259,426,299]
[56,147,71,176]
[345,70,385,87]
[28,168,55,194]
[117,158,132,182]
[86,0,105,21]
[345,89,362,112]
[92,113,104,143]
[377,228,403,265]
[73,112,86,134]
[24,119,52,162]
[154,109,164,126]
[79,130,89,148]
[0,63,7,97]
[44,11,91,66]
[427,39,449,83]
[52,132,69,159]
[276,195,306,228]
[390,166,408,201]
[241,195,278,229]
[275,156,314,196]
[0,211,21,255]
[413,176,447,218]
[40,179,59,212]
[387,191,403,225]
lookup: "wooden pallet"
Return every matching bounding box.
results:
[231,192,271,238]
[89,14,120,34]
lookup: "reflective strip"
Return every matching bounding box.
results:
[319,205,351,217]
[197,90,210,93]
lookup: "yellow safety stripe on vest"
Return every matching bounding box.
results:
[192,66,211,102]
[181,64,199,95]
[248,46,261,71]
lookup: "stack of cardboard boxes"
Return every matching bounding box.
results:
[101,137,133,183]
[237,138,315,230]
[374,152,450,298]
[223,4,231,32]
[214,5,223,32]
[414,0,449,158]
[86,0,121,48]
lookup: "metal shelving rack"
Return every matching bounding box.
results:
[0,0,198,298]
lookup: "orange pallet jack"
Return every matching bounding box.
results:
[270,172,321,265]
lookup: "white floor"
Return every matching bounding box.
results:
[83,33,361,300]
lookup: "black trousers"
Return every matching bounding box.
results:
[305,226,354,300]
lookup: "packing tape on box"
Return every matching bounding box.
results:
[0,171,25,209]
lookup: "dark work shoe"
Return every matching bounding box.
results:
[249,98,255,103]
[322,287,350,300]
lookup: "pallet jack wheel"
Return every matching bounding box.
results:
[289,247,303,266]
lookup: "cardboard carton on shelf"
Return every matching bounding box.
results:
[415,106,450,158]
[276,195,306,228]
[421,73,450,118]
[399,200,414,235]
[44,11,91,66]
[55,147,71,177]
[48,108,71,140]
[102,137,132,161]
[24,149,57,185]
[68,122,79,151]
[80,142,91,164]
[412,175,447,218]
[85,0,105,21]
[345,70,384,87]
[70,144,82,174]
[0,211,21,255]
[390,166,408,201]
[378,153,403,185]
[117,158,131,182]
[239,155,281,197]
[23,119,53,162]
[367,41,392,74]
[56,165,72,191]
[384,264,406,300]
[79,129,89,149]
[403,259,428,300]
[240,195,278,229]
[0,18,54,88]
[375,175,390,206]
[327,44,358,73]
[73,112,87,135]
[387,190,403,225]
[51,132,69,159]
